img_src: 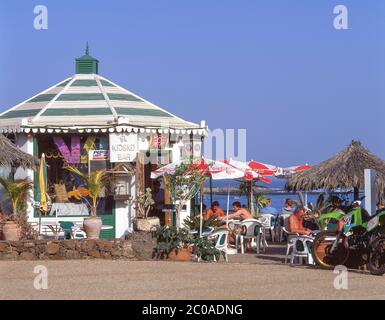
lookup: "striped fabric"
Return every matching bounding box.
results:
[0,74,200,129]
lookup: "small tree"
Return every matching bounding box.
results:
[168,162,207,230]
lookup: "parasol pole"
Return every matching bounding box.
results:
[199,183,204,238]
[250,180,255,216]
[226,182,230,228]
[209,176,213,205]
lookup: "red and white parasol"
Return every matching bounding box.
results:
[151,158,244,180]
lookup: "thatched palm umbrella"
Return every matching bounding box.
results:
[0,134,35,169]
[285,141,385,200]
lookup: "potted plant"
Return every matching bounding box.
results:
[65,166,108,239]
[0,177,33,241]
[134,187,158,232]
[152,226,193,261]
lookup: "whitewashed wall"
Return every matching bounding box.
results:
[114,176,136,238]
[15,134,35,220]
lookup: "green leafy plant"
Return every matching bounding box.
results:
[168,162,207,230]
[191,236,220,262]
[134,187,155,219]
[183,215,222,230]
[64,166,109,216]
[152,226,192,259]
[254,193,270,217]
[0,177,33,215]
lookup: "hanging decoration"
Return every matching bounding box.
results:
[53,136,81,164]
[81,136,96,165]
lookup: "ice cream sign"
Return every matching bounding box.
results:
[109,133,138,162]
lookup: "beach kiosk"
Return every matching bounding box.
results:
[0,47,207,238]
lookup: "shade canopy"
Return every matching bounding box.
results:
[0,134,35,169]
[285,141,385,197]
[151,158,244,180]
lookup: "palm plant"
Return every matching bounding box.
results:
[254,192,270,216]
[238,181,269,216]
[0,177,32,215]
[64,166,108,216]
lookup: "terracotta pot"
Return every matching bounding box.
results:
[2,221,22,241]
[168,246,193,261]
[83,216,102,239]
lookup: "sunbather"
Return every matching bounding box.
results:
[288,206,313,235]
[206,201,225,220]
[220,201,253,221]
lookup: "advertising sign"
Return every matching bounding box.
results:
[109,133,138,162]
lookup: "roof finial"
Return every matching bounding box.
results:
[85,42,89,55]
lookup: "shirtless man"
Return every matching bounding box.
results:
[206,201,225,220]
[288,206,313,235]
[219,201,253,248]
[220,201,253,221]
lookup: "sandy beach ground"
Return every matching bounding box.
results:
[1,244,385,300]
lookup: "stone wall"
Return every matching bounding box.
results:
[0,239,136,260]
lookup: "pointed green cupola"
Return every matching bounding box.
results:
[75,43,99,74]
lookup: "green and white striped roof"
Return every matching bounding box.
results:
[0,51,205,135]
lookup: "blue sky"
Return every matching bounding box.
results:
[1,0,384,166]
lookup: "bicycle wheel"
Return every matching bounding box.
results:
[368,236,385,276]
[312,231,349,268]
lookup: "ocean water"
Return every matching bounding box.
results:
[202,192,319,212]
[202,177,358,212]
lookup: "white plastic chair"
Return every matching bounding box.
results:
[235,219,263,254]
[259,214,275,243]
[71,225,87,239]
[282,227,299,264]
[277,214,291,242]
[290,236,314,265]
[207,229,229,262]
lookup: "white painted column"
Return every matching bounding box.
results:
[15,134,35,220]
[364,169,376,216]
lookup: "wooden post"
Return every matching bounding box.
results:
[353,187,359,201]
[135,152,145,197]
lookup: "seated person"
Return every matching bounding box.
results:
[219,201,253,247]
[206,201,225,220]
[326,196,345,214]
[376,202,385,215]
[288,206,313,236]
[195,204,207,218]
[281,198,294,215]
[260,198,279,216]
[219,201,253,221]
